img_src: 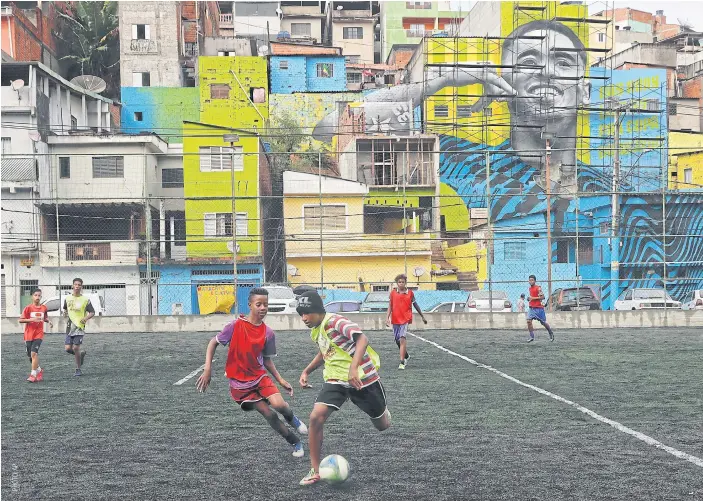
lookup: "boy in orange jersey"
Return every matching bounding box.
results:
[19,289,53,382]
[386,274,427,369]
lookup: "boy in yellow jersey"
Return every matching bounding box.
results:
[63,278,95,376]
[296,291,391,486]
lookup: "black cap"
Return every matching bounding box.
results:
[296,291,326,315]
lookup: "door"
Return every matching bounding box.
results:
[102,286,127,315]
[1,274,6,317]
[140,273,160,315]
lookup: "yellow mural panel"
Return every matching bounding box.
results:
[197,285,235,315]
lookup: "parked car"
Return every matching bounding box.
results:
[427,301,466,313]
[548,287,601,311]
[324,300,363,314]
[681,289,703,311]
[465,290,512,312]
[613,288,681,310]
[42,291,105,317]
[262,285,298,314]
[360,292,391,313]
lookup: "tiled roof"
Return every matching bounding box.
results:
[270,42,342,56]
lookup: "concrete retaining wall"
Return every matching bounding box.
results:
[3,310,702,335]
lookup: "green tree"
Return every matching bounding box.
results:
[55,2,119,98]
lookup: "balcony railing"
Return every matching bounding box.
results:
[184,42,198,57]
[66,242,111,261]
[286,233,432,258]
[220,13,233,26]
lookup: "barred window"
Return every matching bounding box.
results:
[503,241,526,261]
[279,60,289,70]
[303,205,346,232]
[162,168,183,188]
[291,23,311,37]
[347,72,362,84]
[343,27,363,39]
[204,213,247,238]
[199,146,243,172]
[210,84,230,99]
[317,63,333,78]
[92,156,124,178]
[457,105,473,118]
[435,105,449,118]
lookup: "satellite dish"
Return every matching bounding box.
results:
[28,132,41,142]
[287,264,299,277]
[226,241,241,253]
[11,79,25,91]
[258,46,269,56]
[413,266,426,278]
[71,75,107,94]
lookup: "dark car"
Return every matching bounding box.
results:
[548,287,601,311]
[360,292,390,313]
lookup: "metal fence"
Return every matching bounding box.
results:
[1,150,701,317]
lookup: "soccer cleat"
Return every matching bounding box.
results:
[36,369,44,382]
[291,416,308,435]
[526,337,534,343]
[403,357,409,368]
[74,368,82,377]
[80,351,86,366]
[27,374,37,383]
[549,331,555,342]
[292,443,304,458]
[299,468,321,486]
[398,362,406,370]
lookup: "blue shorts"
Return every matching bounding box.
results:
[527,308,547,323]
[65,334,84,346]
[392,323,408,343]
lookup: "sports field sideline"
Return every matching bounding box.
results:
[2,327,702,500]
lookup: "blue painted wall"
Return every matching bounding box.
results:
[270,56,346,94]
[120,87,200,143]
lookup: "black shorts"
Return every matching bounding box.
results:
[316,381,387,420]
[26,339,42,358]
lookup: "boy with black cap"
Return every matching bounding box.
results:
[296,290,391,486]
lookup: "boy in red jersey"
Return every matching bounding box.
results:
[196,288,308,457]
[386,274,427,369]
[18,289,53,382]
[526,275,555,343]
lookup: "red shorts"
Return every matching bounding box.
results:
[229,375,280,410]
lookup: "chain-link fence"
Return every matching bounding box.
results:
[2,150,701,317]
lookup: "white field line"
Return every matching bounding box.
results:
[174,359,216,386]
[407,332,703,469]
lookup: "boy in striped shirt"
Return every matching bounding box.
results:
[296,291,391,486]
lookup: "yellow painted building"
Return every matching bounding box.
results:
[283,172,434,291]
[669,131,703,190]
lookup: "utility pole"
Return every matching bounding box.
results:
[224,134,240,313]
[485,151,493,312]
[610,108,622,308]
[542,133,554,304]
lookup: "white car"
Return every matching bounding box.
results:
[466,290,512,312]
[42,291,106,317]
[613,288,681,310]
[681,289,703,311]
[427,301,466,313]
[262,285,298,314]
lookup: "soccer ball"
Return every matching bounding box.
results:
[319,454,350,484]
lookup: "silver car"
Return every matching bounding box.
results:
[681,289,703,311]
[465,290,512,312]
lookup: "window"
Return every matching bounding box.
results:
[71,116,78,130]
[203,213,247,238]
[646,99,659,111]
[624,290,633,301]
[684,169,693,183]
[162,168,184,188]
[210,84,230,99]
[316,63,333,78]
[20,279,39,297]
[132,72,151,87]
[504,241,526,261]
[434,105,449,118]
[1,137,10,154]
[250,87,266,103]
[132,24,150,40]
[668,103,678,116]
[235,2,278,16]
[44,298,60,312]
[199,146,243,172]
[598,32,605,42]
[170,211,186,247]
[345,55,361,63]
[303,205,346,232]
[372,285,390,292]
[92,156,124,178]
[279,60,289,70]
[484,107,492,117]
[406,1,431,8]
[134,111,143,122]
[291,23,311,37]
[384,74,396,85]
[436,303,453,312]
[343,27,363,40]
[457,105,473,118]
[326,302,342,313]
[347,72,362,83]
[59,157,70,179]
[409,24,426,37]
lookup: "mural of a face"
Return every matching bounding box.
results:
[502,27,590,123]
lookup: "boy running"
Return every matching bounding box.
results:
[517,294,526,313]
[386,274,427,369]
[196,288,308,457]
[526,275,555,343]
[19,288,53,382]
[297,291,391,486]
[63,278,94,376]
